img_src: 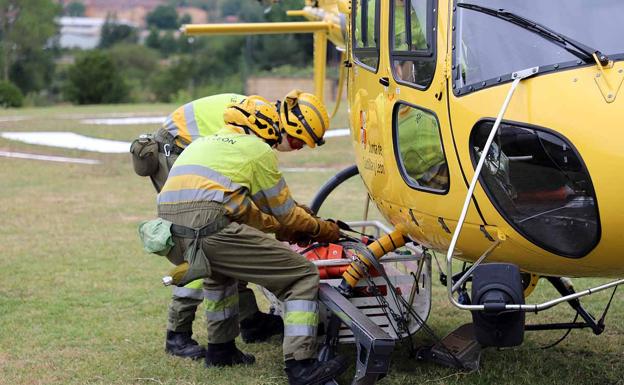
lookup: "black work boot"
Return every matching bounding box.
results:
[165,330,206,360]
[284,355,349,385]
[240,311,284,343]
[205,340,256,368]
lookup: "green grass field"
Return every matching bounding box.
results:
[1,104,623,385]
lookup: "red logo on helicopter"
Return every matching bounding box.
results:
[360,110,367,148]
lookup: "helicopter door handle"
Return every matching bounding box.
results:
[379,77,390,87]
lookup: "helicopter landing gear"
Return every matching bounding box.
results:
[524,277,610,335]
[471,263,526,347]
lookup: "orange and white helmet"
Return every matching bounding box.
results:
[278,89,329,148]
[223,95,282,145]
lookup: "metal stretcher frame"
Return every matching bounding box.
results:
[312,220,430,384]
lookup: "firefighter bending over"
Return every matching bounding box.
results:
[134,92,283,360]
[155,95,348,385]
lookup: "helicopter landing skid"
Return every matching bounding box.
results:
[416,323,482,371]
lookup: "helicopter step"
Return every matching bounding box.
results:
[318,283,396,385]
[415,323,482,371]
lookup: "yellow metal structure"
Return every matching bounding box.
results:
[182,1,347,103]
[182,21,329,35]
[183,1,624,279]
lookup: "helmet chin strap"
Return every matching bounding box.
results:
[275,137,293,152]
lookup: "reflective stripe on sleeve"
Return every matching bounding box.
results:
[265,198,295,217]
[223,193,251,217]
[157,188,225,204]
[164,116,179,137]
[204,283,239,321]
[252,177,287,203]
[283,300,319,337]
[184,102,200,141]
[252,177,296,217]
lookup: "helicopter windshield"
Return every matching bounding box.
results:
[454,0,624,93]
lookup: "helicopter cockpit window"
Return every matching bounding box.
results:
[353,0,380,71]
[454,0,624,95]
[470,121,600,258]
[390,0,437,89]
[394,103,448,193]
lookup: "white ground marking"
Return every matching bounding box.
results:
[1,128,350,154]
[323,128,350,138]
[1,131,130,153]
[0,151,100,164]
[81,116,166,125]
[0,116,29,122]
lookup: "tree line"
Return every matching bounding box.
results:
[0,0,317,107]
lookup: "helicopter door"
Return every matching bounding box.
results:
[384,0,487,250]
[349,0,390,195]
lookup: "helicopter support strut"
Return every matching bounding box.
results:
[524,277,613,335]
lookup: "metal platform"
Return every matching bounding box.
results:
[264,221,433,385]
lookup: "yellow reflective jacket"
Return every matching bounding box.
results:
[162,93,245,147]
[157,126,319,235]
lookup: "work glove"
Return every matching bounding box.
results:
[275,226,298,243]
[295,201,316,216]
[276,226,314,247]
[311,219,341,243]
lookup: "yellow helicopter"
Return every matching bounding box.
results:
[181,0,624,378]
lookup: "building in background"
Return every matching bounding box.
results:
[56,16,137,49]
[55,0,208,28]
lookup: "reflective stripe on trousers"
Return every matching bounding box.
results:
[204,282,239,321]
[172,279,204,300]
[284,300,319,337]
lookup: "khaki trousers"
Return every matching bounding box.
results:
[167,281,258,332]
[150,128,260,331]
[160,202,320,361]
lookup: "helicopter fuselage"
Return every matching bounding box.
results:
[348,0,624,278]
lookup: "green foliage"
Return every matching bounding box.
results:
[158,31,179,56]
[0,80,24,107]
[145,29,185,57]
[107,44,159,80]
[205,0,312,74]
[109,44,158,101]
[144,28,161,50]
[64,50,129,104]
[9,48,56,93]
[192,36,245,79]
[0,0,60,82]
[179,13,192,25]
[107,43,159,102]
[22,91,55,107]
[146,5,179,30]
[149,56,195,102]
[65,1,85,17]
[192,75,244,99]
[99,15,138,49]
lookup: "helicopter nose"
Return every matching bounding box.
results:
[470,120,600,258]
[464,63,624,267]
